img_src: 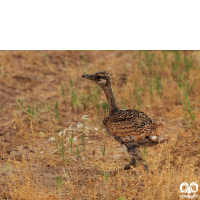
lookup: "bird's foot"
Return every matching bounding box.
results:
[124,164,131,170]
[124,157,137,170]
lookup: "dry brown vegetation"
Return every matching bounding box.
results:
[0,50,200,200]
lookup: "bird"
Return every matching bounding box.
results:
[82,71,165,172]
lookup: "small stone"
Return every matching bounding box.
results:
[82,115,88,120]
[58,129,68,136]
[94,127,98,131]
[77,122,83,129]
[48,137,55,142]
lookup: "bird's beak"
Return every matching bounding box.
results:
[82,74,95,80]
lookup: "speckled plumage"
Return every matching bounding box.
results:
[104,109,165,145]
[82,71,165,171]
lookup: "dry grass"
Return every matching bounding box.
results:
[0,50,200,199]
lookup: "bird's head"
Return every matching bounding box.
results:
[82,71,111,88]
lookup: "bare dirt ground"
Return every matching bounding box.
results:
[0,50,200,199]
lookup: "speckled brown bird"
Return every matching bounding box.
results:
[82,71,165,171]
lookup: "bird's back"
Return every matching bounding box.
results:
[103,109,165,146]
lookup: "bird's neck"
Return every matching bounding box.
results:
[103,86,119,115]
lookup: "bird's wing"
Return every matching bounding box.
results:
[103,109,165,144]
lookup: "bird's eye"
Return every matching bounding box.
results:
[96,76,101,79]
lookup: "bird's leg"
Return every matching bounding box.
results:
[124,146,149,171]
[102,158,137,176]
[134,147,149,171]
[102,146,148,176]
